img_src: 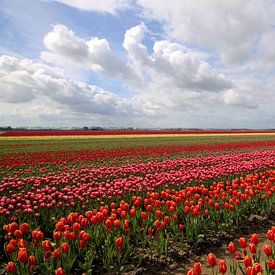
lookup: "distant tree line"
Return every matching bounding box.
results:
[1,126,274,131]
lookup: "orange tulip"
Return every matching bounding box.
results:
[55,267,65,275]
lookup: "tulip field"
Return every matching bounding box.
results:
[0,131,275,274]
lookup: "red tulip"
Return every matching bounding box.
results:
[14,229,22,239]
[53,249,61,259]
[187,268,198,275]
[246,266,255,275]
[42,240,52,251]
[239,237,247,248]
[228,241,236,254]
[18,248,28,263]
[5,243,15,254]
[53,231,62,241]
[17,239,27,248]
[267,229,273,241]
[178,224,184,232]
[156,210,162,219]
[207,253,217,267]
[105,219,113,230]
[10,222,18,232]
[141,212,148,221]
[234,252,241,260]
[130,208,136,217]
[254,263,262,273]
[19,223,29,234]
[219,259,227,274]
[28,255,37,266]
[263,244,272,257]
[114,219,121,228]
[72,222,80,233]
[248,243,256,254]
[6,262,17,273]
[116,237,124,254]
[268,259,275,270]
[250,234,259,245]
[243,255,252,268]
[193,262,201,275]
[55,267,65,275]
[61,242,69,253]
[124,219,129,230]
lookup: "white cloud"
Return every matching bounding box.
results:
[42,23,232,100]
[123,24,232,96]
[52,0,132,14]
[137,0,274,65]
[43,24,89,63]
[2,7,275,130]
[41,24,141,84]
[40,23,242,115]
[123,23,149,65]
[0,55,136,116]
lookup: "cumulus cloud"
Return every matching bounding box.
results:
[41,24,141,84]
[123,24,232,94]
[42,23,232,106]
[10,21,260,124]
[52,0,132,14]
[0,55,135,115]
[136,0,274,65]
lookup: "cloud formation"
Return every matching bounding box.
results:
[42,24,232,93]
[1,0,275,128]
[136,0,274,64]
[125,26,232,91]
[0,55,135,116]
[41,24,140,84]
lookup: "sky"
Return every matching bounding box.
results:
[0,0,275,129]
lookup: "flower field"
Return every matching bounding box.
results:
[1,132,275,274]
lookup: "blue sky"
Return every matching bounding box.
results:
[0,0,275,128]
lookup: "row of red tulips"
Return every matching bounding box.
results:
[188,226,275,274]
[3,169,275,274]
[1,140,275,169]
[1,150,274,224]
